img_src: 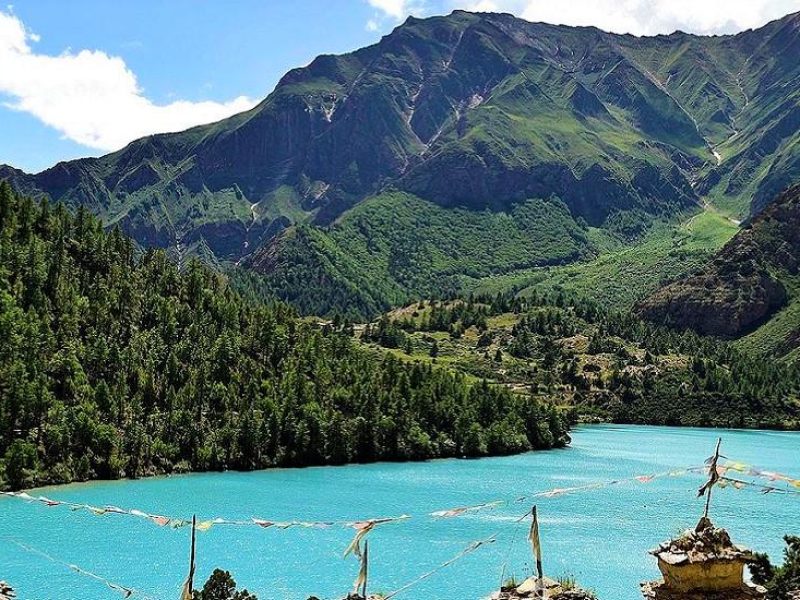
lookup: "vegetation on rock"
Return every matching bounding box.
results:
[750,536,800,600]
[193,570,257,600]
[638,185,800,359]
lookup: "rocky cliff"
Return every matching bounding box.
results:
[637,185,800,345]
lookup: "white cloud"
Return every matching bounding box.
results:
[365,0,429,30]
[0,10,257,154]
[368,0,413,19]
[515,0,800,36]
[432,0,800,36]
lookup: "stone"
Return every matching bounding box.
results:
[641,518,766,599]
[491,576,595,599]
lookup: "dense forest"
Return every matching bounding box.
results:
[0,181,570,491]
[363,293,800,429]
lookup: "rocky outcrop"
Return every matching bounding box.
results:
[493,576,596,599]
[635,242,787,338]
[641,518,766,600]
[637,184,800,340]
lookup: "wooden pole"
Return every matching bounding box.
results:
[529,505,544,599]
[189,515,197,593]
[362,540,369,599]
[704,438,722,519]
[532,506,543,581]
[181,515,197,600]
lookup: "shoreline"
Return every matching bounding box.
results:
[9,423,800,496]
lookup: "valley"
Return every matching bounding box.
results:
[2,6,800,599]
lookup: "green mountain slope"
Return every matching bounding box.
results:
[471,207,739,310]
[3,10,800,316]
[636,185,800,358]
[4,12,799,255]
[247,191,593,317]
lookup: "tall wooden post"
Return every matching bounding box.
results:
[704,438,722,519]
[361,540,369,599]
[529,506,544,598]
[181,515,197,600]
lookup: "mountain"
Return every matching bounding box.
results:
[637,185,800,359]
[3,10,800,314]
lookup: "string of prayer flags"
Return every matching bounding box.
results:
[715,459,800,493]
[718,476,800,496]
[7,538,148,599]
[428,467,702,519]
[430,501,503,518]
[0,489,411,535]
[251,519,296,529]
[721,459,800,487]
[251,514,409,532]
[3,461,792,542]
[382,535,498,600]
[68,564,134,598]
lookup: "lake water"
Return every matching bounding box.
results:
[1,425,798,600]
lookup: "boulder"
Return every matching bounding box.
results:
[492,576,595,599]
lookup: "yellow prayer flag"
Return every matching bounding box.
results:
[529,510,542,565]
[195,520,214,532]
[180,580,192,600]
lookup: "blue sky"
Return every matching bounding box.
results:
[1,0,798,173]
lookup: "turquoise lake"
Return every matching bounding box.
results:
[1,425,798,600]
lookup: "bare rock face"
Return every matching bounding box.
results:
[637,184,800,340]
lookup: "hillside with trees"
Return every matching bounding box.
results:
[360,294,800,429]
[0,181,569,490]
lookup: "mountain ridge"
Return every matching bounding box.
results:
[2,10,800,312]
